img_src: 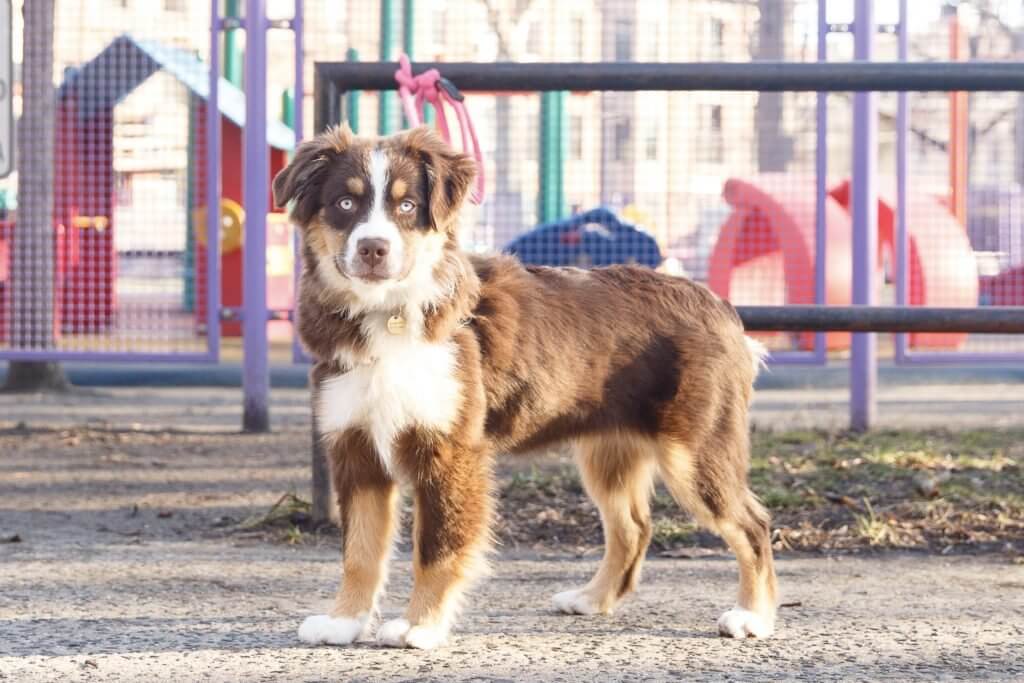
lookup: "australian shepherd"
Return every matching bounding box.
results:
[273,124,778,650]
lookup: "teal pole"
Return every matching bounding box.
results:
[556,90,568,217]
[402,0,428,126]
[346,47,361,133]
[403,0,414,56]
[538,91,567,223]
[282,87,295,129]
[538,92,554,222]
[183,93,197,312]
[538,92,546,222]
[379,0,397,134]
[224,0,243,87]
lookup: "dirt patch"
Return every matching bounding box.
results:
[3,423,1021,560]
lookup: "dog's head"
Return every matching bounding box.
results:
[273,124,476,304]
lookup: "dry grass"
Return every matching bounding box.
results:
[239,428,1024,559]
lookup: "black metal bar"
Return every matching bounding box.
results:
[737,306,1024,333]
[314,61,1024,93]
[314,67,341,133]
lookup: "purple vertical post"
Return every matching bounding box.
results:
[894,0,910,362]
[293,0,303,143]
[814,0,828,361]
[291,0,306,365]
[243,0,270,432]
[207,0,222,362]
[851,0,878,431]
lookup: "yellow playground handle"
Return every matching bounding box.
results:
[194,198,245,254]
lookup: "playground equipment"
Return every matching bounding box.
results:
[506,207,662,268]
[0,35,295,344]
[708,175,978,351]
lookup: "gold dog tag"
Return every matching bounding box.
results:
[386,314,406,335]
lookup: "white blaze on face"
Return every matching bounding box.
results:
[345,149,404,278]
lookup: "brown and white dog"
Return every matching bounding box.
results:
[273,124,778,650]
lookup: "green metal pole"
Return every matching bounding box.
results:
[403,0,414,57]
[556,90,568,217]
[539,91,558,223]
[224,0,243,87]
[399,0,434,126]
[379,0,397,134]
[346,47,361,133]
[282,87,295,129]
[184,93,197,312]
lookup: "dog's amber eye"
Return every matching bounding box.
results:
[398,199,416,214]
[336,197,356,212]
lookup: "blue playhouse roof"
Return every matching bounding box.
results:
[58,34,295,151]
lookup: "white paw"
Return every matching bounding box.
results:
[377,618,449,650]
[297,613,368,646]
[404,624,449,650]
[376,618,411,647]
[717,607,775,638]
[552,588,603,615]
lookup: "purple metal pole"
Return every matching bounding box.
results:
[814,0,828,362]
[243,0,271,432]
[894,0,910,363]
[207,0,222,363]
[293,0,303,142]
[851,0,878,431]
[291,0,306,365]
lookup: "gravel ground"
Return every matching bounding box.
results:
[2,538,1023,682]
[2,387,1024,681]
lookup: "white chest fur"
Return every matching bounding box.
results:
[316,334,462,475]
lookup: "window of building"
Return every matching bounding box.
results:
[697,105,724,163]
[572,16,585,60]
[706,17,725,60]
[526,19,541,55]
[526,111,538,161]
[640,20,660,61]
[643,120,659,161]
[614,19,633,62]
[570,114,584,161]
[433,9,447,50]
[613,120,631,162]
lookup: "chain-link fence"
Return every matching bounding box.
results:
[299,0,1024,360]
[1,0,1022,363]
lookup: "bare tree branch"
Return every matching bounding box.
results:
[478,0,543,59]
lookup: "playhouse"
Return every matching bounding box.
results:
[707,174,978,351]
[0,35,294,342]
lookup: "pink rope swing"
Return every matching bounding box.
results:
[394,54,486,204]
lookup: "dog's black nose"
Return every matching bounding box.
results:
[357,238,390,268]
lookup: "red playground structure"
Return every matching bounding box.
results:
[708,174,978,351]
[0,35,294,343]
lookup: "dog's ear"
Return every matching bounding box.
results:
[404,126,477,232]
[273,124,355,224]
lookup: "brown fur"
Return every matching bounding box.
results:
[276,125,778,646]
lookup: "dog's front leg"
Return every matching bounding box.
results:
[378,435,493,650]
[299,430,399,646]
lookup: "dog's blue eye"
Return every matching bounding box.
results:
[337,197,355,211]
[399,200,416,214]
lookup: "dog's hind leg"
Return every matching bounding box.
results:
[657,427,778,638]
[552,434,656,616]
